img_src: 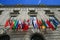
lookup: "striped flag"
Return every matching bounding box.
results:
[38,20,42,29]
[17,20,22,30]
[46,20,55,30]
[41,19,47,28]
[53,19,59,25]
[36,19,40,28]
[5,19,10,27]
[22,21,29,31]
[16,20,19,29]
[50,19,58,30]
[27,19,30,26]
[33,19,38,29]
[12,20,17,30]
[10,21,14,30]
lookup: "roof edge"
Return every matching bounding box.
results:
[0,5,60,8]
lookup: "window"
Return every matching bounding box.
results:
[13,10,19,14]
[0,10,3,15]
[28,10,37,15]
[28,10,37,25]
[44,10,50,14]
[29,10,35,12]
[45,10,54,16]
[10,10,20,17]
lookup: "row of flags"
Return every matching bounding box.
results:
[4,18,60,31]
[5,19,29,31]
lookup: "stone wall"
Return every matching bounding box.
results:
[0,7,60,40]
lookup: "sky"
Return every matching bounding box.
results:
[0,0,60,5]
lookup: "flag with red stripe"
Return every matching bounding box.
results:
[46,20,55,30]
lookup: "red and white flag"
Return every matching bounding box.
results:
[22,21,29,31]
[5,19,10,27]
[46,20,55,30]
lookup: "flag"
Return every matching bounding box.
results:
[39,20,42,26]
[10,21,14,30]
[46,20,55,30]
[52,19,58,29]
[22,21,29,31]
[41,19,47,29]
[12,20,17,30]
[22,21,25,29]
[27,19,30,26]
[23,23,29,31]
[17,24,21,30]
[45,22,49,28]
[36,19,42,29]
[5,19,10,27]
[33,19,38,29]
[50,19,58,30]
[27,19,30,22]
[17,20,22,30]
[53,19,59,25]
[16,20,19,29]
[36,19,40,28]
[36,19,38,26]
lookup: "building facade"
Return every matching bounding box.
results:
[0,5,60,40]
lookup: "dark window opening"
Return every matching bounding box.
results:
[29,10,35,12]
[45,10,54,14]
[50,12,54,14]
[28,10,37,15]
[45,10,54,17]
[0,10,3,15]
[58,10,60,11]
[44,10,50,12]
[30,15,36,17]
[13,10,20,14]
[44,10,50,14]
[10,13,19,17]
[10,10,20,17]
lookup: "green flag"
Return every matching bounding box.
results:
[12,20,17,30]
[41,19,47,29]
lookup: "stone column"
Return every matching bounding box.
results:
[18,8,29,20]
[37,10,49,20]
[0,10,12,25]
